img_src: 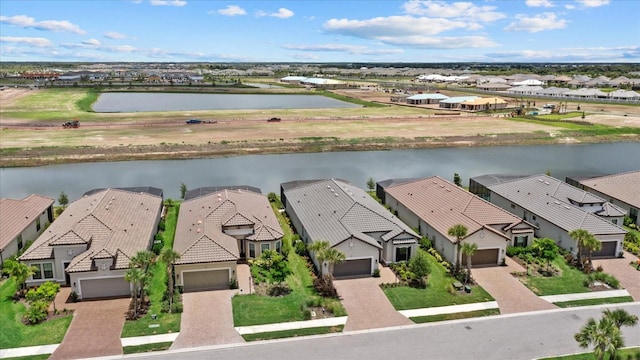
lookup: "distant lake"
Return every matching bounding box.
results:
[92,92,361,112]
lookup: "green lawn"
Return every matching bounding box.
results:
[241,325,344,342]
[232,203,345,327]
[121,204,181,338]
[410,309,500,324]
[0,278,73,349]
[383,252,494,310]
[539,347,640,359]
[519,258,591,296]
[554,296,635,308]
[122,342,173,354]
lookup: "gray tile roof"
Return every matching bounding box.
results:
[488,175,626,236]
[184,185,261,201]
[174,188,282,264]
[0,194,54,251]
[19,189,162,272]
[385,176,531,243]
[284,179,418,248]
[580,170,640,209]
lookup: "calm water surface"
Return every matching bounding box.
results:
[1,143,638,202]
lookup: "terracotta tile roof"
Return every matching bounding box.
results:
[174,188,282,264]
[0,194,54,251]
[385,176,529,243]
[580,170,640,209]
[20,189,162,272]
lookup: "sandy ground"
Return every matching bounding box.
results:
[0,87,35,104]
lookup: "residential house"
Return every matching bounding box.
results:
[576,171,640,227]
[18,188,163,299]
[173,187,283,292]
[460,97,507,111]
[475,174,626,257]
[0,195,54,267]
[406,93,449,105]
[381,176,535,267]
[282,179,419,277]
[439,96,479,109]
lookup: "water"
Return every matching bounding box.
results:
[1,143,638,202]
[92,92,361,112]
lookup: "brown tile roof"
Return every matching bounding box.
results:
[174,189,283,264]
[19,189,162,273]
[0,194,54,251]
[385,176,528,243]
[580,170,640,209]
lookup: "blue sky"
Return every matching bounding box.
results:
[1,0,638,63]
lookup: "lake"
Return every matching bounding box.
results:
[92,93,362,112]
[1,142,638,202]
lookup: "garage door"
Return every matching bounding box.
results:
[80,277,130,299]
[592,241,617,258]
[463,248,499,266]
[334,258,372,278]
[183,270,229,292]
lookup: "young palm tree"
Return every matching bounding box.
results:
[322,248,346,277]
[582,235,602,272]
[308,240,331,274]
[130,250,156,303]
[575,316,622,360]
[159,248,181,312]
[602,308,639,328]
[461,242,478,284]
[125,267,145,318]
[448,224,468,274]
[569,228,591,266]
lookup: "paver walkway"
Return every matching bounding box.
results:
[170,290,244,349]
[334,266,412,331]
[471,257,556,314]
[49,287,129,360]
[593,252,640,301]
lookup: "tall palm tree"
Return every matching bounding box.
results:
[322,248,346,277]
[569,228,591,266]
[575,316,622,360]
[159,248,180,312]
[125,267,145,318]
[583,235,602,272]
[461,242,478,284]
[448,224,468,274]
[130,250,156,303]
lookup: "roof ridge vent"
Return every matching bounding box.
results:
[554,201,560,205]
[538,179,544,182]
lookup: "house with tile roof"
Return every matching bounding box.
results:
[282,179,419,277]
[381,176,535,267]
[577,170,640,227]
[18,188,162,299]
[173,187,283,292]
[0,194,54,267]
[481,174,626,258]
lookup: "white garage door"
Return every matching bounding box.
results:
[183,269,229,292]
[80,277,130,299]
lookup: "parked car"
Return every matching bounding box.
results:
[62,120,80,128]
[186,119,202,124]
[267,117,281,122]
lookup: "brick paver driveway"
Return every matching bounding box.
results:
[334,267,412,331]
[593,251,640,301]
[170,290,244,349]
[472,257,556,314]
[49,288,129,360]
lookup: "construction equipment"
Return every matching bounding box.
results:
[62,120,79,128]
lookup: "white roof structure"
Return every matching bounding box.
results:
[608,89,640,100]
[563,88,608,98]
[407,93,449,100]
[506,85,544,94]
[511,79,544,86]
[536,87,570,96]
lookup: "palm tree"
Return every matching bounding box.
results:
[461,242,478,284]
[3,260,36,291]
[575,316,622,360]
[130,250,156,303]
[448,224,468,274]
[322,248,346,277]
[125,267,145,318]
[159,248,180,312]
[582,235,602,272]
[569,228,591,266]
[602,309,639,359]
[308,240,330,274]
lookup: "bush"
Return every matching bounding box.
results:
[506,246,525,257]
[24,300,49,324]
[419,237,432,250]
[445,282,456,295]
[250,250,291,283]
[409,251,431,278]
[313,275,338,298]
[372,268,380,278]
[586,272,620,289]
[229,278,238,289]
[158,219,166,232]
[266,282,291,297]
[294,239,308,257]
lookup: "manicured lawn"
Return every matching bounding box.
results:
[410,309,500,324]
[539,347,640,359]
[232,203,345,327]
[554,296,635,308]
[122,341,173,354]
[0,278,73,349]
[383,252,494,310]
[121,204,181,338]
[2,355,51,360]
[519,258,591,296]
[241,325,344,342]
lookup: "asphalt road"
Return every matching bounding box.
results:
[115,303,640,360]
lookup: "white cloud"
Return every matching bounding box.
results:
[111,45,137,52]
[104,31,127,39]
[378,35,497,48]
[0,15,86,34]
[82,38,101,46]
[565,4,576,9]
[0,36,51,47]
[526,0,555,7]
[283,43,403,55]
[149,0,186,7]
[504,12,568,33]
[486,45,636,61]
[575,0,610,7]
[324,16,473,38]
[402,0,505,22]
[216,5,246,16]
[256,8,294,18]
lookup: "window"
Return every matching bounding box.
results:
[532,215,537,221]
[249,243,255,258]
[17,234,23,250]
[36,218,41,232]
[43,263,53,278]
[31,263,54,280]
[261,243,270,254]
[275,241,281,253]
[514,236,528,247]
[510,203,516,209]
[395,247,411,262]
[612,219,618,225]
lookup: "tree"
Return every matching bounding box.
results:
[583,235,602,272]
[307,240,346,278]
[180,182,187,199]
[125,267,145,318]
[366,177,375,192]
[130,250,155,303]
[569,228,591,267]
[453,173,462,187]
[602,308,639,329]
[159,248,180,312]
[409,250,430,278]
[461,242,478,284]
[448,224,468,274]
[3,259,36,290]
[574,308,639,360]
[532,238,559,275]
[58,191,69,208]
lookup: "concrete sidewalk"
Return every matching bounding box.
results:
[235,316,348,335]
[540,289,632,303]
[398,301,499,318]
[0,344,59,358]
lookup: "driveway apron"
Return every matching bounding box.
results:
[334,275,412,332]
[170,290,244,349]
[49,292,129,360]
[593,251,640,301]
[472,257,556,314]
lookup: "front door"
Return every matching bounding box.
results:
[63,262,71,285]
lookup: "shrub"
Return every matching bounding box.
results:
[266,282,291,297]
[313,275,338,298]
[229,278,238,289]
[158,219,166,231]
[294,239,308,257]
[445,282,456,295]
[419,237,432,250]
[372,268,380,278]
[24,300,49,324]
[586,272,621,289]
[409,251,431,278]
[250,250,291,283]
[506,246,525,257]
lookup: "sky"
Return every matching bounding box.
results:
[0,0,638,63]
